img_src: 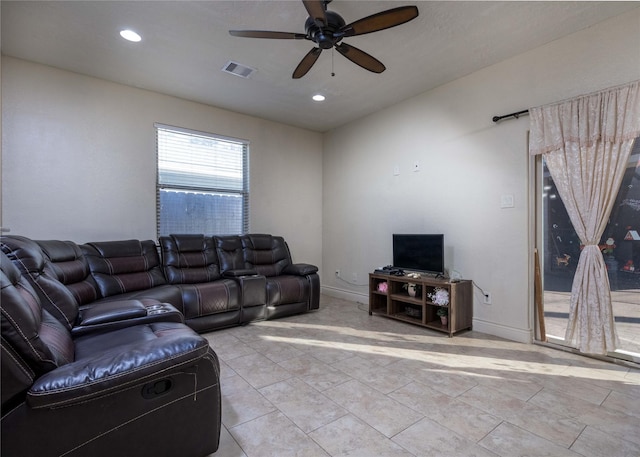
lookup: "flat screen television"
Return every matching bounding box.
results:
[393,234,445,275]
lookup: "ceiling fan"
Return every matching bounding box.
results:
[229,0,419,79]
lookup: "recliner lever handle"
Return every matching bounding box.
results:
[141,379,173,399]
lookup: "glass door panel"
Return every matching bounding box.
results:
[538,140,640,360]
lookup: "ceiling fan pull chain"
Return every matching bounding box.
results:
[331,48,335,77]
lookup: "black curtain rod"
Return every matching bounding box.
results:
[492,109,529,123]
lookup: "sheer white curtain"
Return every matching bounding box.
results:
[529,81,640,354]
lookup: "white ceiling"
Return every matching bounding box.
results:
[2,1,638,132]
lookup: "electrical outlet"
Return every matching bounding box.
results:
[335,269,340,277]
[483,292,492,305]
[352,272,358,282]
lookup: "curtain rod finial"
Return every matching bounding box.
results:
[492,109,529,123]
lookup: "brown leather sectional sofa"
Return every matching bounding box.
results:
[0,232,319,457]
[3,233,320,333]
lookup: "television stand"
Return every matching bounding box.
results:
[368,272,472,337]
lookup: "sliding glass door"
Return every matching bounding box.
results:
[537,139,640,360]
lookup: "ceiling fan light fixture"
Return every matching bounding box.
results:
[120,29,142,42]
[312,94,326,102]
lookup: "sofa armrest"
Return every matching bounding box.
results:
[72,300,184,336]
[237,274,266,308]
[222,269,258,278]
[28,323,209,409]
[79,299,148,325]
[283,263,318,276]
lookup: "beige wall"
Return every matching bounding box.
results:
[3,8,639,344]
[1,57,323,267]
[322,9,640,342]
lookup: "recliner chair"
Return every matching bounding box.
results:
[1,235,184,336]
[159,234,243,332]
[0,251,221,457]
[241,234,320,319]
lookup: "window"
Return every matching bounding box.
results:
[156,124,249,236]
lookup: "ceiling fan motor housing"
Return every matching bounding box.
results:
[229,1,419,78]
[305,10,345,49]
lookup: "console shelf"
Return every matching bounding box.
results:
[369,273,472,337]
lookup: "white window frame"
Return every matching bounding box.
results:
[155,123,249,236]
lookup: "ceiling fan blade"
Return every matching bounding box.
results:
[335,43,385,73]
[340,5,419,37]
[302,0,327,27]
[292,47,322,79]
[229,30,307,40]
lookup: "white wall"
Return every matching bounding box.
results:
[3,8,639,344]
[322,9,640,342]
[1,57,323,268]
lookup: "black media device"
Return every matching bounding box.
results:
[392,234,445,276]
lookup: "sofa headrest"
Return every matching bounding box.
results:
[243,234,273,250]
[169,234,208,251]
[36,240,94,286]
[214,235,245,272]
[84,239,150,258]
[0,251,74,377]
[1,248,23,284]
[1,236,82,329]
[37,239,82,263]
[241,234,291,277]
[81,240,167,297]
[159,235,220,284]
[82,240,163,275]
[0,235,47,274]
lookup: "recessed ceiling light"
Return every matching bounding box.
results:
[120,29,142,42]
[312,94,326,102]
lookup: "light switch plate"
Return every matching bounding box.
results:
[500,194,514,208]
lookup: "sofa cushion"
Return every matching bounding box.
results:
[214,235,246,273]
[241,234,291,277]
[1,235,80,330]
[160,234,221,283]
[265,275,310,307]
[179,280,240,320]
[36,239,99,306]
[81,240,167,297]
[0,252,74,377]
[31,321,211,409]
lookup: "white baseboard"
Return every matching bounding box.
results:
[321,285,368,305]
[321,287,534,345]
[472,318,533,344]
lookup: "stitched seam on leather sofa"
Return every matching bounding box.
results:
[2,342,36,380]
[0,248,75,328]
[16,256,75,329]
[0,307,57,366]
[28,345,205,404]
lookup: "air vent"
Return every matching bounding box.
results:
[222,61,256,79]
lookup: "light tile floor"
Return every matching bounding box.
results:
[204,295,640,457]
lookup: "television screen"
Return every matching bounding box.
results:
[393,234,444,275]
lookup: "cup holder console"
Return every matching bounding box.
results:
[146,303,174,316]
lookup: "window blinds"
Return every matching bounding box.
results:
[155,123,249,236]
